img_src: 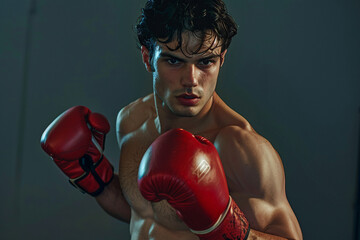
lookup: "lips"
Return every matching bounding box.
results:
[176,94,200,106]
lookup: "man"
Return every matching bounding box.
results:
[41,0,302,239]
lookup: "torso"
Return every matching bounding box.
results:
[116,93,285,239]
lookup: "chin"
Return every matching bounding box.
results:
[170,107,200,118]
[174,112,197,118]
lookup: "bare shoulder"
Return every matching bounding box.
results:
[116,94,155,142]
[215,125,274,158]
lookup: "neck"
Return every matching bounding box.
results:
[154,93,217,135]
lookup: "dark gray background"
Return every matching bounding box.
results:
[1,0,359,239]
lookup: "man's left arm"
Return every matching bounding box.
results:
[214,126,303,240]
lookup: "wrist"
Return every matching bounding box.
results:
[193,196,250,240]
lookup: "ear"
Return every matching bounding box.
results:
[141,46,153,72]
[220,49,227,67]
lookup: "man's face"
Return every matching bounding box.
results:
[142,31,227,117]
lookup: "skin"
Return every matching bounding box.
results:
[96,31,303,240]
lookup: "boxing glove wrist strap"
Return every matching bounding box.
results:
[190,196,250,240]
[68,136,114,197]
[68,155,113,196]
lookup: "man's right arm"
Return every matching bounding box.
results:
[95,174,131,223]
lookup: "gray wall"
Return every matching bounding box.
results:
[1,0,359,239]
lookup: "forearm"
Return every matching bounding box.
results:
[95,174,131,223]
[248,229,295,240]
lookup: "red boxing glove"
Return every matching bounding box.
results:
[138,128,250,240]
[41,106,114,196]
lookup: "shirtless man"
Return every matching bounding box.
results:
[41,0,302,239]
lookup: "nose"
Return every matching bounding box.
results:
[181,64,198,88]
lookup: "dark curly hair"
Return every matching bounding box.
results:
[136,0,237,61]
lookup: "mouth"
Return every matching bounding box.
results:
[178,94,199,99]
[176,94,200,106]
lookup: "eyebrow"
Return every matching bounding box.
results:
[159,52,221,62]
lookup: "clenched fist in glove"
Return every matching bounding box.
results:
[138,128,250,240]
[41,106,114,196]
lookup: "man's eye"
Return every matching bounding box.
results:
[200,59,214,66]
[167,58,180,65]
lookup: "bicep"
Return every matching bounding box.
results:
[215,126,285,198]
[229,174,302,239]
[215,126,302,239]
